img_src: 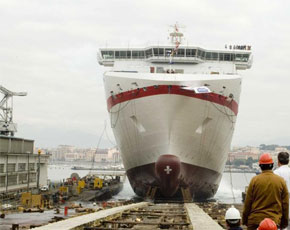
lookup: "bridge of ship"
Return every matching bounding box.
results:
[98,46,252,70]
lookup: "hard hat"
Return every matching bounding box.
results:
[259,153,274,164]
[257,218,277,230]
[225,205,241,220]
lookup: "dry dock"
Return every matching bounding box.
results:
[31,202,226,230]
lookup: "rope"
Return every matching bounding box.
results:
[89,124,106,173]
[104,120,116,146]
[228,156,237,203]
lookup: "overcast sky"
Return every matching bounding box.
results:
[1,0,290,149]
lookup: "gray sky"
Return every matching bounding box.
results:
[1,0,290,148]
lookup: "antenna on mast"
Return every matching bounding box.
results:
[0,85,27,136]
[169,22,185,46]
[168,22,185,72]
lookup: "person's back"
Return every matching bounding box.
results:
[274,152,290,191]
[245,171,287,223]
[274,151,290,229]
[242,153,289,230]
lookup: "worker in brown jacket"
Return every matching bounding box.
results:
[242,153,289,230]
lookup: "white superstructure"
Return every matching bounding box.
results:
[98,25,252,199]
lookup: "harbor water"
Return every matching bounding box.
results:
[48,164,255,204]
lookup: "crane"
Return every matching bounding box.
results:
[0,85,27,136]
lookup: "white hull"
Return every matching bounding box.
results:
[104,72,241,175]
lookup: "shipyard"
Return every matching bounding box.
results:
[2,1,290,230]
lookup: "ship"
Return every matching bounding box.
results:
[97,25,252,200]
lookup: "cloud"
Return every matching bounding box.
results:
[1,0,290,148]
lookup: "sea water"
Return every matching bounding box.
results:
[48,164,256,204]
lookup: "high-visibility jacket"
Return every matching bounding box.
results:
[242,170,289,228]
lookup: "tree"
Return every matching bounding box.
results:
[233,159,245,167]
[246,157,254,168]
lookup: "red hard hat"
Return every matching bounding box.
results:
[259,153,274,164]
[257,218,277,230]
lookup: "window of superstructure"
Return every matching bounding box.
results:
[127,51,131,59]
[224,53,231,61]
[242,54,249,62]
[115,51,120,58]
[197,49,205,59]
[165,48,173,57]
[120,51,127,59]
[205,52,212,60]
[139,51,145,58]
[186,49,196,57]
[132,50,145,59]
[132,51,138,59]
[201,50,205,59]
[101,51,114,59]
[146,49,153,58]
[177,49,185,57]
[212,52,218,60]
[153,48,164,57]
[219,53,224,61]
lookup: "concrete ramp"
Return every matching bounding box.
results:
[185,203,224,230]
[33,202,149,230]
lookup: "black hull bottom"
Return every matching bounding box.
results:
[126,161,221,200]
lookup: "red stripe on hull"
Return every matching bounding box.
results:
[107,85,238,115]
[126,162,221,200]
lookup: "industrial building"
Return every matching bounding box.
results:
[0,135,49,194]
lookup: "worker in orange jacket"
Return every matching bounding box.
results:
[242,153,289,230]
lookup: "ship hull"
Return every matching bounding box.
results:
[104,72,241,200]
[127,161,221,200]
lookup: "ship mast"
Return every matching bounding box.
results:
[0,85,27,136]
[169,23,184,73]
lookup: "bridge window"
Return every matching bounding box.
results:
[224,53,233,61]
[120,51,127,59]
[212,52,218,60]
[205,52,218,60]
[101,51,114,59]
[197,49,205,59]
[153,48,164,57]
[205,52,211,60]
[146,49,153,58]
[177,49,185,57]
[165,48,173,56]
[132,51,145,59]
[242,54,249,62]
[186,49,196,57]
[153,48,159,56]
[234,54,242,62]
[115,51,120,58]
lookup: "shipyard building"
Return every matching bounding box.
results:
[0,136,49,194]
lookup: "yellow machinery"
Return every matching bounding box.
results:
[94,177,103,189]
[77,180,86,194]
